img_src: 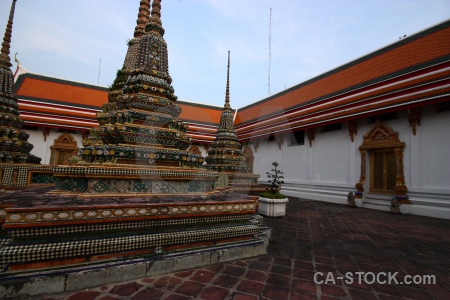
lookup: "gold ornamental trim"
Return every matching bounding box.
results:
[4,200,258,225]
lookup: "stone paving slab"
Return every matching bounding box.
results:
[20,199,450,299]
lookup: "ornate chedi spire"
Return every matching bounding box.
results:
[108,0,151,103]
[0,0,40,164]
[0,0,16,68]
[80,0,202,168]
[224,51,231,110]
[150,0,162,20]
[134,0,151,38]
[205,51,248,173]
[205,52,268,194]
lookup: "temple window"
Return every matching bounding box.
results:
[289,130,305,146]
[57,129,77,134]
[369,112,398,123]
[436,100,450,112]
[22,125,39,131]
[322,122,342,133]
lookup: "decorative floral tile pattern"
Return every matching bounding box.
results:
[5,201,257,225]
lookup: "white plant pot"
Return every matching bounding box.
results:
[258,197,289,217]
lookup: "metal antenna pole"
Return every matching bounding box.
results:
[97,58,102,85]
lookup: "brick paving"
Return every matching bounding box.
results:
[35,198,449,300]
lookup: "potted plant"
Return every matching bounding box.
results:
[258,162,289,217]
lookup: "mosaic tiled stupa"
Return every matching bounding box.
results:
[51,0,212,195]
[0,1,268,290]
[79,0,202,170]
[205,52,266,194]
[0,0,40,164]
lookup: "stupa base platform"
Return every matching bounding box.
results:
[51,165,220,195]
[0,235,269,298]
[0,187,268,297]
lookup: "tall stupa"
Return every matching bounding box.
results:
[0,0,40,164]
[52,0,213,195]
[0,1,268,284]
[79,0,201,169]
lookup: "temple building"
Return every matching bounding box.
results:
[235,20,450,219]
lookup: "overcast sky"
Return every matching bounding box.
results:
[1,0,449,108]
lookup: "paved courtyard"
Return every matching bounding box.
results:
[32,198,450,299]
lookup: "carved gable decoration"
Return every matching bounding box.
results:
[274,134,283,150]
[359,121,405,150]
[54,133,78,147]
[187,145,201,156]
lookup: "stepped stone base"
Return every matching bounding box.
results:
[0,189,264,269]
[0,233,269,298]
[0,186,268,298]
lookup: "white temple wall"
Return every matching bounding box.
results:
[26,128,47,163]
[411,106,450,189]
[312,127,352,184]
[402,106,450,219]
[252,105,450,219]
[254,128,357,204]
[25,128,84,165]
[289,127,357,204]
[280,140,309,183]
[251,139,281,184]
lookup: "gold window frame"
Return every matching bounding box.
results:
[356,121,408,202]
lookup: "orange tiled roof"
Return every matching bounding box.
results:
[15,74,108,108]
[235,21,450,126]
[178,101,224,126]
[236,61,450,139]
[14,73,224,141]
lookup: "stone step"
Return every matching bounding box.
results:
[362,195,392,212]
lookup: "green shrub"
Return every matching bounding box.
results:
[266,162,284,193]
[259,191,286,199]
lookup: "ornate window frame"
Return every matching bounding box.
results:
[49,133,79,165]
[355,121,409,202]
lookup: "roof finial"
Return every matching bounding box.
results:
[134,0,150,38]
[151,0,162,20]
[224,51,231,109]
[0,0,17,68]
